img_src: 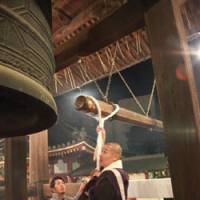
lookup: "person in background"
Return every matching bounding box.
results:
[50,176,82,200]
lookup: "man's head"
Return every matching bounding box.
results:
[50,176,66,194]
[100,143,122,168]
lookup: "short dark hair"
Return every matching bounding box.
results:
[50,176,65,189]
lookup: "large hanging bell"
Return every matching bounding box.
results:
[0,0,57,137]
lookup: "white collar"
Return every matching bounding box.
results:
[102,160,123,172]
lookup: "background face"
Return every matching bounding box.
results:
[53,179,66,194]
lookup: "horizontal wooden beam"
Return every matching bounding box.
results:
[53,0,127,51]
[80,0,147,55]
[75,95,163,131]
[55,0,159,71]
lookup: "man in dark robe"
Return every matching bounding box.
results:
[89,143,129,200]
[77,170,99,200]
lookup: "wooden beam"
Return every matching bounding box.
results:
[75,95,163,131]
[53,0,128,51]
[5,136,27,200]
[54,0,127,70]
[29,130,49,200]
[80,0,146,55]
[145,0,200,199]
[55,0,159,71]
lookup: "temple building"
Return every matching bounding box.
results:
[48,140,95,180]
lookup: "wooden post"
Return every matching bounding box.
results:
[29,130,49,200]
[67,157,73,174]
[5,136,27,200]
[75,95,163,131]
[145,0,200,199]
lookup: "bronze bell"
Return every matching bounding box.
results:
[0,0,57,137]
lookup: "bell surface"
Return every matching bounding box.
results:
[0,1,57,137]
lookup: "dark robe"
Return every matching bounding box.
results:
[90,168,129,200]
[77,176,98,200]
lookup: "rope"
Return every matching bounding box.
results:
[115,66,146,115]
[69,68,76,88]
[67,68,74,89]
[78,63,87,83]
[97,52,108,73]
[104,45,117,101]
[87,96,120,170]
[146,79,156,116]
[80,59,107,101]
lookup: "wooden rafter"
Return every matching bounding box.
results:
[53,28,150,95]
[54,0,160,71]
[53,0,127,66]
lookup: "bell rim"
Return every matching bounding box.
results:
[0,64,57,137]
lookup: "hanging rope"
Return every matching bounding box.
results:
[81,53,114,102]
[115,66,146,115]
[87,95,119,170]
[146,79,156,117]
[97,52,108,73]
[115,66,157,116]
[78,60,87,83]
[104,45,117,101]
